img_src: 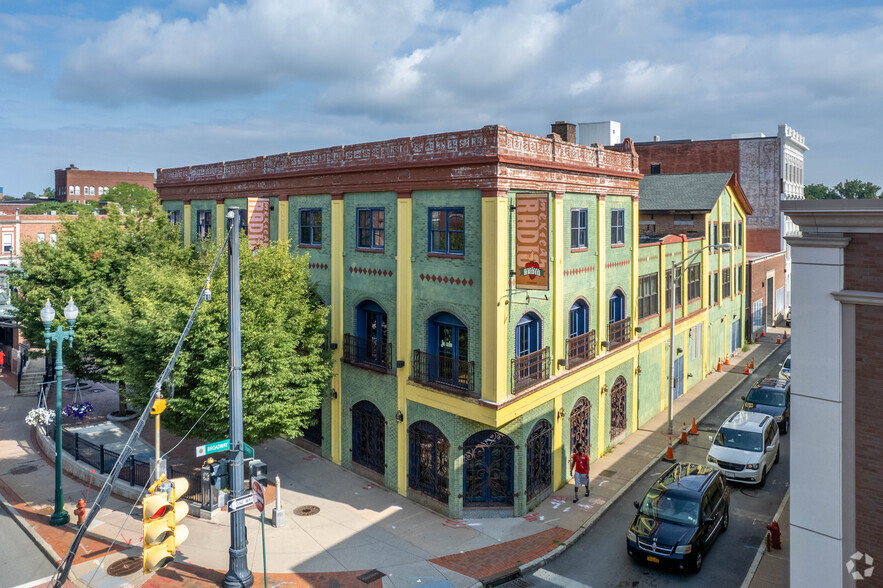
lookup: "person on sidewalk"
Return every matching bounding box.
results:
[570,443,590,503]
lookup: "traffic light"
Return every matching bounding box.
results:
[142,477,190,573]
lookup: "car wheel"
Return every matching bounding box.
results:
[722,508,729,533]
[758,467,767,488]
[693,550,703,573]
[775,447,780,464]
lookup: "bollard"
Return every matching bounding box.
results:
[272,474,285,527]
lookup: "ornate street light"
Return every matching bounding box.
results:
[42,297,78,526]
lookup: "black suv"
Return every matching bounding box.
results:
[627,463,729,573]
[742,377,790,434]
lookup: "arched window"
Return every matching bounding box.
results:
[609,376,628,441]
[463,431,514,506]
[570,397,591,454]
[514,312,548,390]
[516,312,541,357]
[526,419,552,501]
[352,401,385,473]
[609,290,626,323]
[355,300,388,367]
[569,300,589,339]
[567,300,594,368]
[428,312,469,389]
[408,421,449,502]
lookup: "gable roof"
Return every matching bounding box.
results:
[639,172,752,215]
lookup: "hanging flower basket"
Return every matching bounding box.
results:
[63,401,94,419]
[25,407,55,427]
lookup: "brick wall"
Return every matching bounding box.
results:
[639,213,703,237]
[746,228,781,253]
[56,169,154,202]
[747,253,786,329]
[844,234,883,291]
[633,141,741,176]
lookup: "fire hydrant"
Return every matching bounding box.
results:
[74,499,87,526]
[766,521,782,550]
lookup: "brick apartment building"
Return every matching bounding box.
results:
[54,164,154,202]
[782,199,883,587]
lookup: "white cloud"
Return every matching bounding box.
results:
[2,51,37,75]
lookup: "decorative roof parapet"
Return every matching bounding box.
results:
[156,125,639,185]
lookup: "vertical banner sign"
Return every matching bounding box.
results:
[246,197,271,250]
[515,194,549,290]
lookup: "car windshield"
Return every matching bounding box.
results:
[714,427,763,452]
[783,358,791,369]
[747,388,786,407]
[638,488,700,526]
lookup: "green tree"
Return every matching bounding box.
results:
[22,201,96,215]
[113,238,331,444]
[804,183,834,200]
[102,183,159,215]
[22,191,36,199]
[10,202,191,415]
[833,179,881,199]
[41,187,55,199]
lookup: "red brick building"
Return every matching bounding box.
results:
[746,251,786,336]
[54,164,154,203]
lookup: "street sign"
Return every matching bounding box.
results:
[243,442,254,458]
[226,493,254,512]
[252,479,265,513]
[195,439,230,457]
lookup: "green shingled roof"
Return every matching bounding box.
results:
[638,172,734,212]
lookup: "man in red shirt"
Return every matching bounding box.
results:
[570,443,590,503]
[0,349,5,375]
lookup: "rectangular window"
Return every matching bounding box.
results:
[713,222,719,245]
[721,222,731,245]
[429,207,464,255]
[50,233,57,245]
[571,208,588,249]
[2,233,12,254]
[299,208,322,246]
[611,208,625,245]
[196,210,212,239]
[710,272,719,304]
[638,274,658,319]
[737,221,743,247]
[650,163,661,175]
[737,264,743,292]
[722,268,731,298]
[357,208,385,250]
[168,210,180,224]
[687,264,701,300]
[665,268,682,309]
[37,233,46,243]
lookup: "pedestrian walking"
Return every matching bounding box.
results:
[0,349,6,375]
[570,443,590,503]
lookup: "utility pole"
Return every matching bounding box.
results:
[223,208,254,588]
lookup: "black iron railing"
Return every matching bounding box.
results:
[512,347,551,393]
[411,350,475,396]
[566,330,596,369]
[47,427,152,487]
[607,317,631,350]
[342,333,393,373]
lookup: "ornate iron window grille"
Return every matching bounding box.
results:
[410,349,475,396]
[569,396,592,454]
[407,421,450,502]
[609,376,628,440]
[462,431,515,506]
[342,333,393,373]
[526,420,552,501]
[566,330,596,369]
[352,401,386,474]
[512,346,551,393]
[607,317,631,350]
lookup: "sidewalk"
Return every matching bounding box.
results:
[0,327,792,588]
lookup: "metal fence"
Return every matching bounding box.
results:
[47,426,153,488]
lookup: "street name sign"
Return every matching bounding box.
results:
[196,439,230,457]
[227,493,254,512]
[244,442,254,458]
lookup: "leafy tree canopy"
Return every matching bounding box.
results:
[22,191,36,199]
[804,180,881,199]
[22,201,97,215]
[102,183,159,215]
[41,187,55,199]
[804,183,834,200]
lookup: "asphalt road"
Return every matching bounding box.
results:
[0,506,57,588]
[527,342,792,588]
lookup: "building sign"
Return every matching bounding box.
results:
[515,194,549,291]
[246,197,271,250]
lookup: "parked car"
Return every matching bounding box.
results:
[778,355,791,381]
[626,463,729,573]
[742,377,790,434]
[707,411,780,487]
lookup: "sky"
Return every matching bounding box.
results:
[1,0,881,197]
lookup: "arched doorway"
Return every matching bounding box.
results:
[609,376,628,442]
[463,431,514,506]
[408,421,449,503]
[569,396,592,454]
[352,401,385,474]
[525,420,552,501]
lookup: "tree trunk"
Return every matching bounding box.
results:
[118,380,129,414]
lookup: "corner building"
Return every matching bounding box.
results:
[156,125,747,518]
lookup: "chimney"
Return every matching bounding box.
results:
[653,136,661,142]
[551,121,577,143]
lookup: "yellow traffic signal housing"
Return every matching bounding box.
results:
[150,398,167,415]
[142,477,190,573]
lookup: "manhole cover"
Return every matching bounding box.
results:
[106,556,142,577]
[9,464,38,475]
[356,569,385,584]
[293,505,320,516]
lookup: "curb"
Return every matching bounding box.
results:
[511,341,787,583]
[740,487,790,588]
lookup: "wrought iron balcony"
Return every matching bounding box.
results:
[411,350,476,396]
[342,333,393,373]
[607,317,631,350]
[512,347,551,393]
[566,329,596,369]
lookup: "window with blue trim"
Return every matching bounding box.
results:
[609,290,626,323]
[571,209,588,249]
[357,208,385,250]
[516,313,541,357]
[168,210,180,224]
[429,208,465,255]
[356,300,388,365]
[196,210,212,239]
[428,312,469,388]
[300,208,322,245]
[610,209,625,245]
[569,300,589,339]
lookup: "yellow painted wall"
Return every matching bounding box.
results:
[481,193,509,404]
[183,203,191,246]
[330,199,344,464]
[395,196,412,495]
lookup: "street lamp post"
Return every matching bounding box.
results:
[667,243,732,436]
[41,298,78,526]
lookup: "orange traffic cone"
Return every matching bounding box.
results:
[754,335,759,343]
[744,365,751,375]
[749,357,755,369]
[724,353,730,365]
[777,335,782,344]
[784,331,789,339]
[664,437,675,461]
[761,330,766,337]
[716,358,722,372]
[680,422,689,445]
[690,418,698,435]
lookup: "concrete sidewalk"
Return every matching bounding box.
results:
[0,328,792,588]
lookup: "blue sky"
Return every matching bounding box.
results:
[1,0,882,197]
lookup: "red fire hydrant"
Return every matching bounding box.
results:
[74,499,87,526]
[766,521,782,550]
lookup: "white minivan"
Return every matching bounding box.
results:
[707,411,780,486]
